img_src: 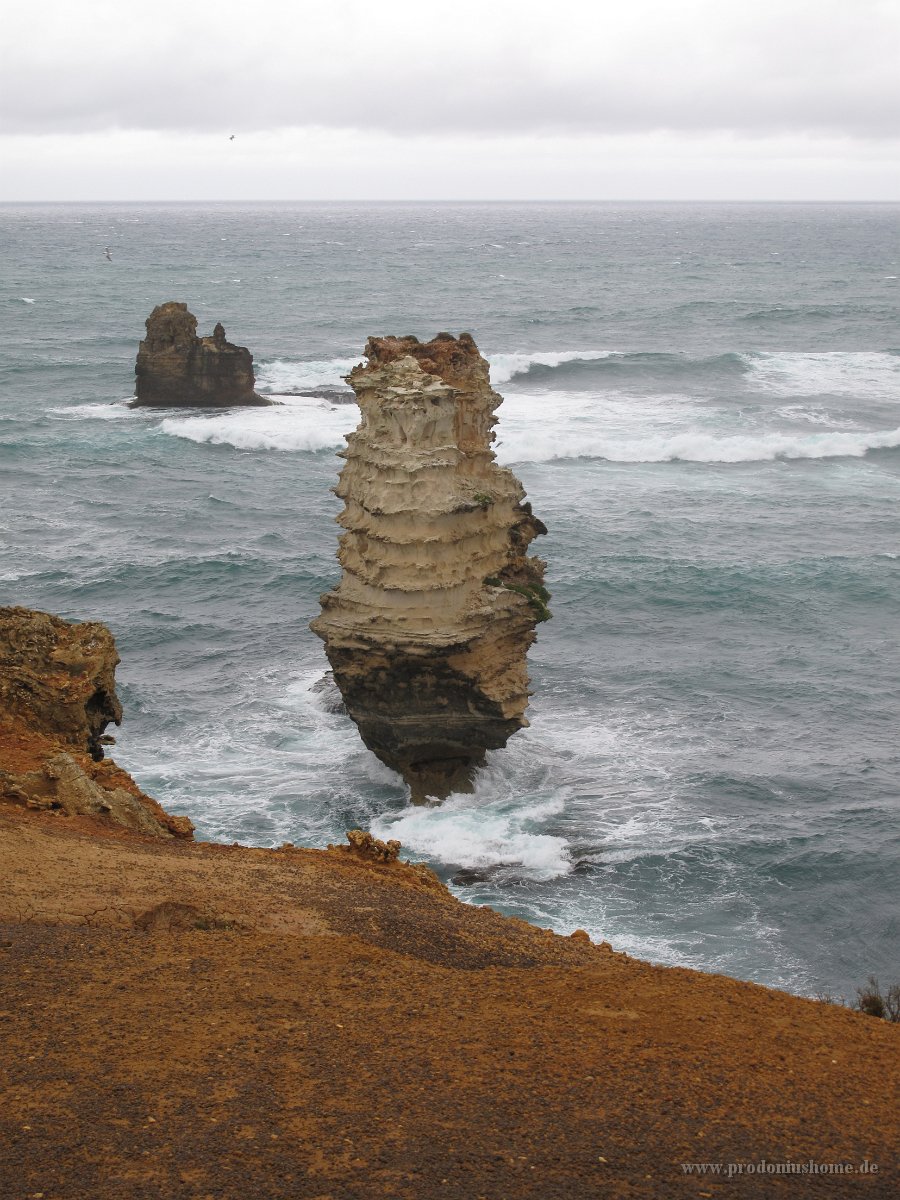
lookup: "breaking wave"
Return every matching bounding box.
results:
[488,349,751,387]
[488,350,615,385]
[254,348,899,399]
[47,401,139,421]
[157,387,900,465]
[500,425,900,465]
[255,357,359,394]
[370,790,572,881]
[741,351,900,400]
[160,396,357,452]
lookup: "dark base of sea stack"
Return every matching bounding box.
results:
[130,393,272,409]
[323,639,528,802]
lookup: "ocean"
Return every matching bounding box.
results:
[2,201,898,999]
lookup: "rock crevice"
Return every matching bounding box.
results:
[311,333,548,800]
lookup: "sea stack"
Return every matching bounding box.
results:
[311,333,548,801]
[133,301,269,406]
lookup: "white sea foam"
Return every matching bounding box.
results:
[0,568,41,582]
[743,351,900,400]
[498,423,900,465]
[153,382,900,464]
[493,387,900,465]
[160,395,357,452]
[770,405,857,428]
[488,349,614,385]
[370,790,572,880]
[47,400,140,421]
[255,357,360,394]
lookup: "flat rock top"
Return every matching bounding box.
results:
[361,333,489,389]
[1,806,897,1199]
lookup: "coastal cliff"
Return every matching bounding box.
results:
[0,604,897,1198]
[311,333,548,800]
[133,301,269,407]
[0,607,193,838]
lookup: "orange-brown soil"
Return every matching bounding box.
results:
[1,804,897,1199]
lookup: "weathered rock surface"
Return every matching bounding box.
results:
[133,301,270,407]
[0,607,193,837]
[329,828,403,863]
[311,333,548,800]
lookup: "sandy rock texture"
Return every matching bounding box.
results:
[0,607,193,838]
[133,301,270,407]
[312,333,548,799]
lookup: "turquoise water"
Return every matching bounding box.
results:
[2,202,898,997]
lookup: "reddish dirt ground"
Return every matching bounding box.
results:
[1,805,897,1199]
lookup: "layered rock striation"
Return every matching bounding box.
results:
[0,607,193,837]
[311,333,548,800]
[133,301,270,407]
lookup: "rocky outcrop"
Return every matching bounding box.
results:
[329,829,402,863]
[0,607,193,838]
[311,333,548,800]
[133,301,270,407]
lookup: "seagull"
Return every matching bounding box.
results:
[104,247,112,262]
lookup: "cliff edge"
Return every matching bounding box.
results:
[311,333,548,800]
[133,301,270,407]
[0,606,193,838]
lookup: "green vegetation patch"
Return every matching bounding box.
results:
[483,576,552,623]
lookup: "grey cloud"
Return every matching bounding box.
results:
[2,0,899,140]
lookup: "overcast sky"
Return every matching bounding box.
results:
[2,0,899,200]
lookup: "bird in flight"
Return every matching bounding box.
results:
[229,134,235,141]
[104,247,112,262]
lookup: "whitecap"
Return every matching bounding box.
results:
[769,405,858,428]
[370,790,572,881]
[489,385,900,466]
[0,568,41,582]
[159,395,356,452]
[497,423,900,465]
[46,400,138,421]
[255,357,359,394]
[742,351,900,400]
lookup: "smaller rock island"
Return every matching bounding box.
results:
[133,301,270,407]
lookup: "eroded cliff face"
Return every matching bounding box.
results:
[133,301,269,407]
[0,607,193,838]
[311,333,548,800]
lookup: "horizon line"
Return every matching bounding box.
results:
[3,197,900,206]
